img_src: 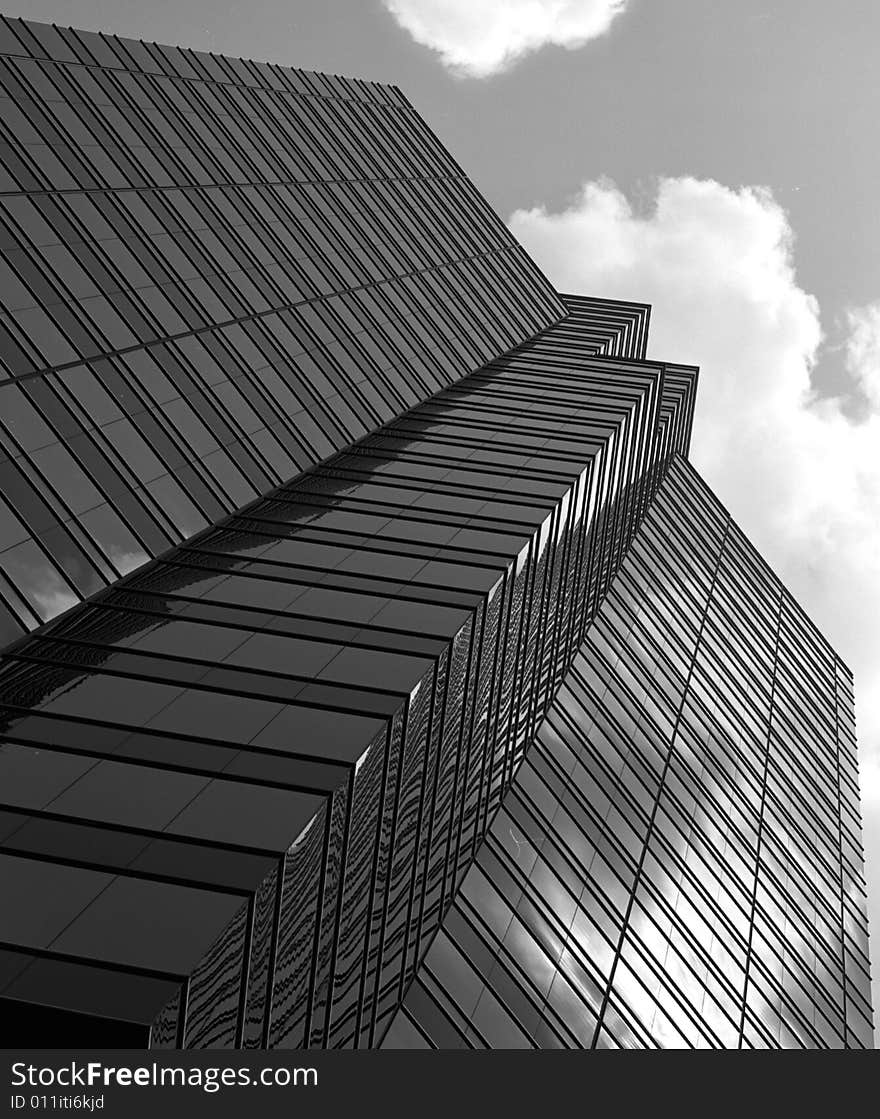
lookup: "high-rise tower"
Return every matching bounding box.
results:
[0,17,872,1049]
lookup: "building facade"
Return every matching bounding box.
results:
[385,458,873,1049]
[0,17,872,1049]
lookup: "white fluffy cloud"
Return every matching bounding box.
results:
[381,0,627,77]
[845,301,880,411]
[509,177,880,791]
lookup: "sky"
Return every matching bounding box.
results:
[5,0,879,1037]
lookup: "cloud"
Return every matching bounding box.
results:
[381,0,627,77]
[509,176,880,775]
[845,301,880,411]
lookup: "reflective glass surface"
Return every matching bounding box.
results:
[0,288,689,1045]
[388,459,873,1049]
[0,13,567,643]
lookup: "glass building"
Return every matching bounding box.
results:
[385,458,873,1049]
[0,17,872,1049]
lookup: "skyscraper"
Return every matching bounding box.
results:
[0,16,872,1049]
